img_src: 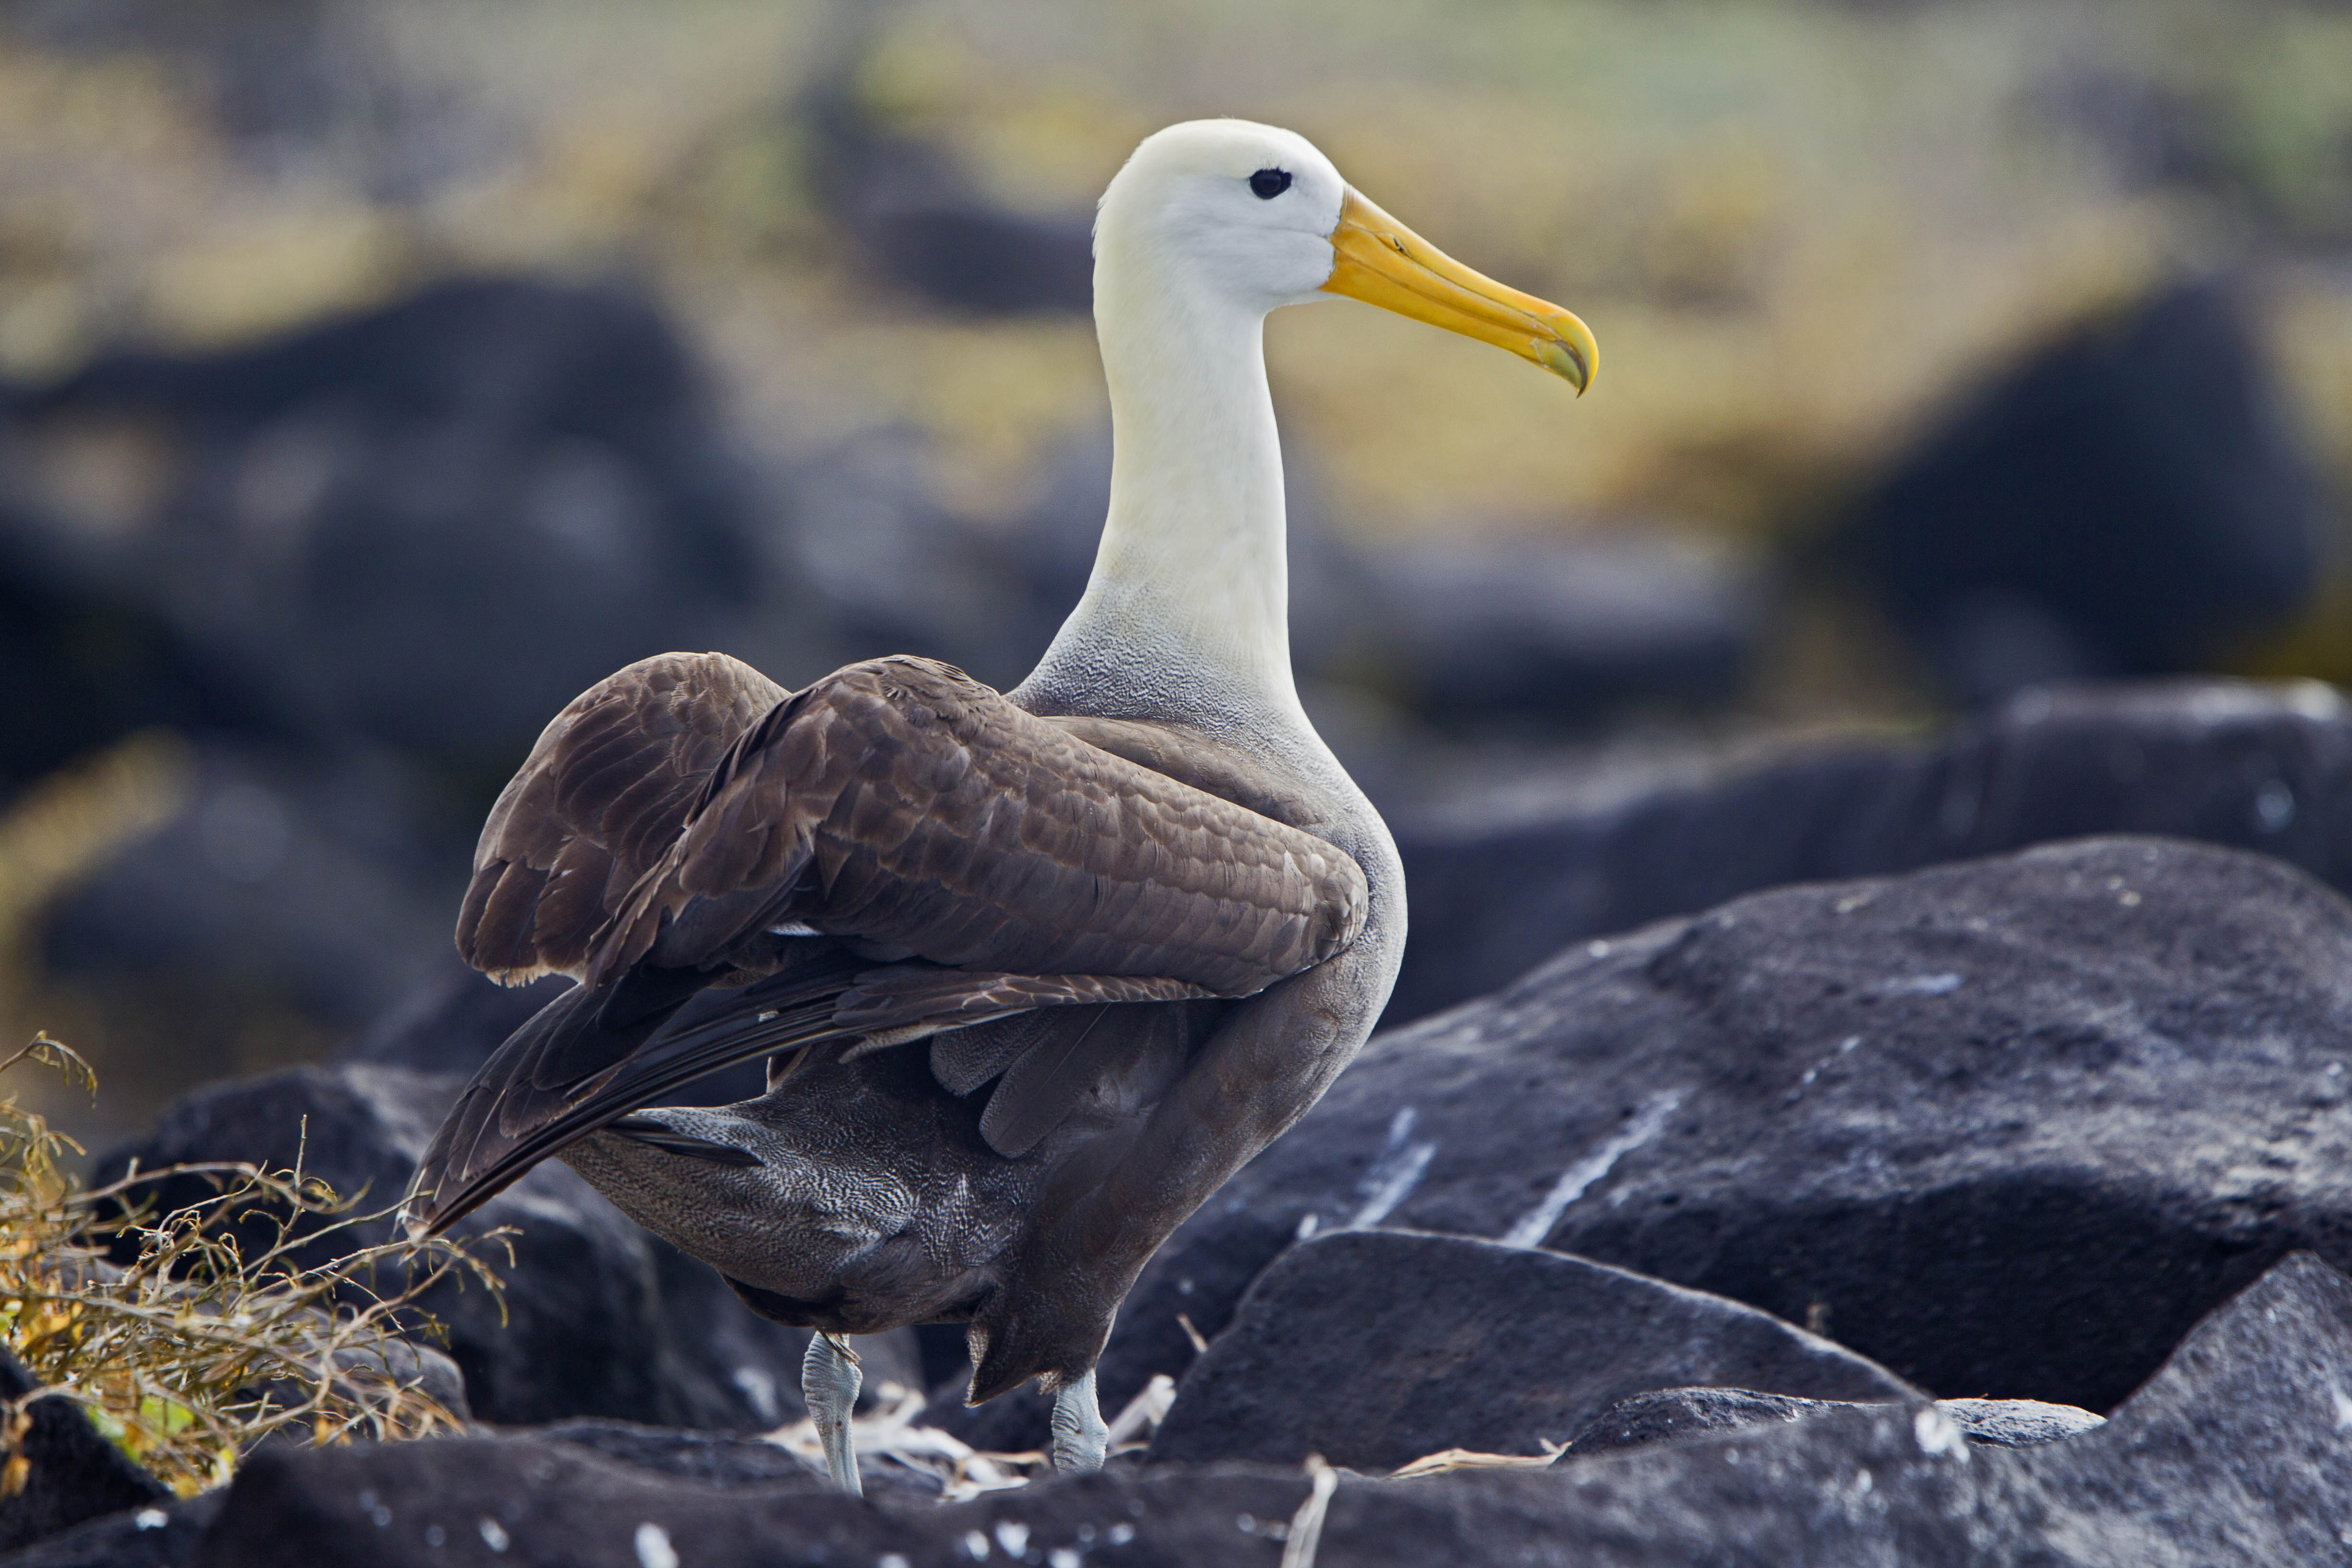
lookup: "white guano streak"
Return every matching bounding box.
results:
[1501,1091,1682,1249]
[1347,1107,1437,1229]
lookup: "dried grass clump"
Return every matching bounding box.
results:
[0,1034,502,1496]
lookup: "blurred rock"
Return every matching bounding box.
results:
[1390,677,2352,1024]
[41,744,455,1037]
[336,957,569,1078]
[184,1251,2352,1566]
[1147,1229,1916,1470]
[1,278,797,1113]
[0,512,263,797]
[0,1348,170,1555]
[8,277,773,774]
[1846,279,2326,707]
[1559,1386,2102,1461]
[780,428,1042,691]
[778,426,1374,700]
[94,1064,817,1431]
[1362,532,1766,725]
[1087,836,2352,1446]
[807,64,1092,315]
[971,439,1758,733]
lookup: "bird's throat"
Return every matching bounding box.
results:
[1025,281,1303,726]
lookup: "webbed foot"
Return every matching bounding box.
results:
[803,1332,864,1495]
[1049,1368,1109,1473]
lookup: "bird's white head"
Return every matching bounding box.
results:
[1095,118,1596,391]
[1096,120,1350,316]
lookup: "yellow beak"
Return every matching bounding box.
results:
[1320,188,1596,394]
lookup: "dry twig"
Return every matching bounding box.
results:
[0,1035,506,1496]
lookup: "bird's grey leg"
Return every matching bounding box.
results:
[1048,1369,1109,1473]
[803,1332,863,1496]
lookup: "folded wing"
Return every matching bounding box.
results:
[592,656,1366,992]
[414,654,1368,1229]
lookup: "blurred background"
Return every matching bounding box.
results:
[1,0,2349,1148]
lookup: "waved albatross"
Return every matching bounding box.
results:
[407,119,1595,1491]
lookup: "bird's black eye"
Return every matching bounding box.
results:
[1250,168,1292,200]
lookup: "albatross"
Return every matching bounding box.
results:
[407,118,1594,1491]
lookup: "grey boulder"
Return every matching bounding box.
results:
[1148,1228,1917,1470]
[1558,1387,2102,1460]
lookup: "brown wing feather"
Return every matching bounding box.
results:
[456,652,789,983]
[591,656,1368,993]
[416,653,1372,1228]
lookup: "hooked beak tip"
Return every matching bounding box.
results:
[1539,337,1592,395]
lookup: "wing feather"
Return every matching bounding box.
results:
[591,657,1368,992]
[455,652,788,983]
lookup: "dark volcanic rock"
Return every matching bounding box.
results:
[1148,1229,1916,1471]
[523,1418,936,1503]
[1935,1397,2105,1448]
[1845,278,2325,706]
[1559,1387,2102,1460]
[1558,1386,1845,1459]
[1089,836,2352,1435]
[2006,1249,2352,1562]
[0,1349,170,1554]
[524,1419,812,1487]
[0,514,262,796]
[0,1495,219,1568]
[183,1251,2352,1565]
[1391,677,2352,1023]
[196,1434,1310,1568]
[97,1065,813,1430]
[5,276,794,1088]
[1505,1254,2352,1565]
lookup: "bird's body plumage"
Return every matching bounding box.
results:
[408,118,1591,1467]
[415,648,1397,1401]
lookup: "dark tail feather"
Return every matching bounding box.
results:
[405,958,865,1234]
[533,964,711,1088]
[432,967,707,1188]
[605,1115,764,1166]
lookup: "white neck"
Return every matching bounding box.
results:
[1019,255,1307,729]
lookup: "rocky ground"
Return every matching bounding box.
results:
[5,687,2352,1565]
